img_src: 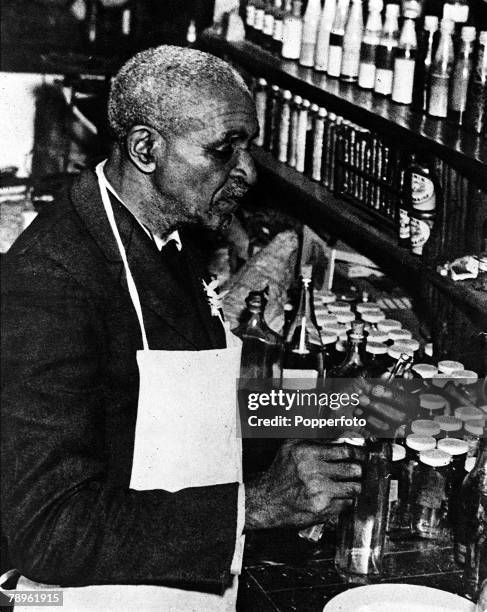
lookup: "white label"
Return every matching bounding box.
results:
[254,8,265,30]
[374,68,393,95]
[389,479,398,503]
[246,5,255,27]
[411,173,435,210]
[263,14,274,36]
[327,45,343,77]
[254,90,267,147]
[341,45,361,78]
[399,208,410,239]
[282,21,303,59]
[273,19,283,41]
[358,63,376,89]
[312,120,325,181]
[410,217,432,255]
[392,58,415,104]
[296,110,308,173]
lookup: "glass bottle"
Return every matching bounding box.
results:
[403,434,437,529]
[264,84,281,152]
[299,0,322,67]
[454,455,476,565]
[437,438,469,533]
[295,98,311,173]
[358,0,384,89]
[272,0,285,55]
[278,89,293,163]
[391,12,418,105]
[314,0,337,72]
[327,0,351,78]
[340,0,364,82]
[281,266,325,385]
[462,437,487,601]
[253,0,266,46]
[335,440,392,583]
[448,26,477,126]
[428,18,455,118]
[232,289,283,380]
[245,0,257,42]
[287,94,302,167]
[253,77,268,148]
[281,0,303,60]
[328,321,367,378]
[262,0,276,50]
[364,341,389,377]
[412,15,439,112]
[374,4,400,96]
[465,31,487,136]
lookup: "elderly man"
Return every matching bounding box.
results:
[1,46,362,610]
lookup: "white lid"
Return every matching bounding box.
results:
[392,443,406,461]
[450,369,478,384]
[464,456,477,472]
[455,406,485,422]
[317,313,338,324]
[461,26,477,42]
[424,15,439,31]
[337,312,356,325]
[464,419,485,436]
[328,302,352,313]
[438,360,464,375]
[431,373,452,388]
[284,303,294,312]
[434,415,462,432]
[437,437,469,456]
[394,338,420,353]
[412,364,438,378]
[320,292,337,305]
[377,319,402,332]
[362,310,386,323]
[367,329,389,343]
[302,99,311,109]
[318,107,327,117]
[293,95,303,104]
[481,31,487,45]
[387,346,414,360]
[283,89,293,99]
[336,431,365,446]
[388,329,413,341]
[385,3,400,17]
[420,393,447,411]
[419,449,451,467]
[406,434,437,451]
[403,9,417,19]
[356,302,380,313]
[366,341,388,355]
[257,77,267,86]
[369,0,384,11]
[321,332,338,346]
[412,419,441,436]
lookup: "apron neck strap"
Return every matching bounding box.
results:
[95,161,149,351]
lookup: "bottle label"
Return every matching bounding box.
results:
[278,104,291,162]
[389,479,398,503]
[341,43,361,79]
[411,172,436,210]
[254,8,265,31]
[273,18,283,41]
[399,208,410,239]
[374,68,393,95]
[392,58,415,104]
[282,21,303,59]
[327,42,343,77]
[428,76,449,118]
[410,216,434,255]
[246,5,256,27]
[263,14,274,36]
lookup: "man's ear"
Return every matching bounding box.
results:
[126,125,165,173]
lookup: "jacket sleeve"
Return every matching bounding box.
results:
[1,253,239,592]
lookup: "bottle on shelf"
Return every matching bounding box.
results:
[340,0,364,82]
[327,0,351,78]
[374,4,400,96]
[254,77,268,147]
[391,11,418,105]
[271,0,286,55]
[277,89,293,163]
[264,84,281,152]
[253,0,266,45]
[299,0,322,67]
[328,320,368,378]
[428,18,455,119]
[262,0,276,50]
[448,26,477,126]
[287,94,302,167]
[465,31,487,136]
[281,0,303,60]
[358,0,384,89]
[311,106,327,181]
[296,98,311,172]
[412,15,439,112]
[386,442,407,537]
[314,0,337,72]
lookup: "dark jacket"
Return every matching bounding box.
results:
[1,168,238,593]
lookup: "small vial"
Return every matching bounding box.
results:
[278,89,292,163]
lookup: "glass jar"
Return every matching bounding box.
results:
[367,329,389,344]
[437,359,464,375]
[412,449,451,539]
[455,406,485,423]
[387,329,413,345]
[434,415,463,438]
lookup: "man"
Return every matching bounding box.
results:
[1,46,362,609]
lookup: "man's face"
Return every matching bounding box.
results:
[150,89,258,233]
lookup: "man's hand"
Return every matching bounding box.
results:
[244,440,364,530]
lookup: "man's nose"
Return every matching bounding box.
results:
[233,148,257,186]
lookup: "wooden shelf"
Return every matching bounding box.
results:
[251,146,487,327]
[201,30,487,189]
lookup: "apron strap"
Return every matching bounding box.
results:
[95,162,149,351]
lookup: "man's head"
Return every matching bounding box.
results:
[107,45,258,236]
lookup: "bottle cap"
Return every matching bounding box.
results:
[366,341,388,355]
[367,329,389,343]
[356,302,380,313]
[424,15,439,32]
[257,77,268,87]
[321,332,338,346]
[450,369,478,385]
[328,302,352,313]
[310,103,319,113]
[271,84,280,94]
[302,98,311,109]
[411,419,441,436]
[419,448,451,467]
[394,338,420,353]
[362,310,386,324]
[392,443,406,461]
[420,393,447,412]
[454,406,485,422]
[293,95,303,105]
[377,319,402,332]
[434,415,462,432]
[336,431,366,446]
[336,312,356,325]
[403,9,417,19]
[440,18,455,34]
[460,26,477,42]
[283,89,292,100]
[464,419,485,436]
[318,107,328,117]
[412,363,438,378]
[406,434,436,451]
[369,0,384,12]
[480,31,487,45]
[387,345,414,360]
[320,291,337,305]
[437,437,469,456]
[431,373,452,388]
[464,456,476,472]
[385,3,400,18]
[388,329,413,341]
[437,360,464,375]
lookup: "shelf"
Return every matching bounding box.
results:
[201,30,487,190]
[251,145,487,327]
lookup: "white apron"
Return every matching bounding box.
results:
[2,166,244,612]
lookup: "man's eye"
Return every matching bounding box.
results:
[210,145,234,161]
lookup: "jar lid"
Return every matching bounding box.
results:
[392,443,406,461]
[388,329,413,341]
[431,373,452,388]
[411,419,441,436]
[433,415,462,432]
[317,313,338,325]
[406,434,437,451]
[454,406,485,422]
[328,302,352,313]
[362,310,386,323]
[336,312,356,324]
[320,292,337,305]
[412,363,438,378]
[394,338,420,353]
[367,329,389,343]
[419,449,451,467]
[438,360,464,375]
[321,323,343,336]
[464,456,477,472]
[464,419,485,436]
[420,393,447,411]
[356,302,380,313]
[321,332,338,346]
[424,15,439,31]
[437,438,469,456]
[461,26,477,42]
[377,319,402,332]
[387,345,414,360]
[450,369,478,385]
[336,431,365,446]
[366,341,388,355]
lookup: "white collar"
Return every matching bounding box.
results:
[99,162,182,252]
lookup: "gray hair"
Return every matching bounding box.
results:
[108,45,250,141]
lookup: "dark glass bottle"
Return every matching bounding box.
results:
[465,31,487,136]
[328,321,367,378]
[412,15,439,112]
[232,289,283,380]
[448,26,477,126]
